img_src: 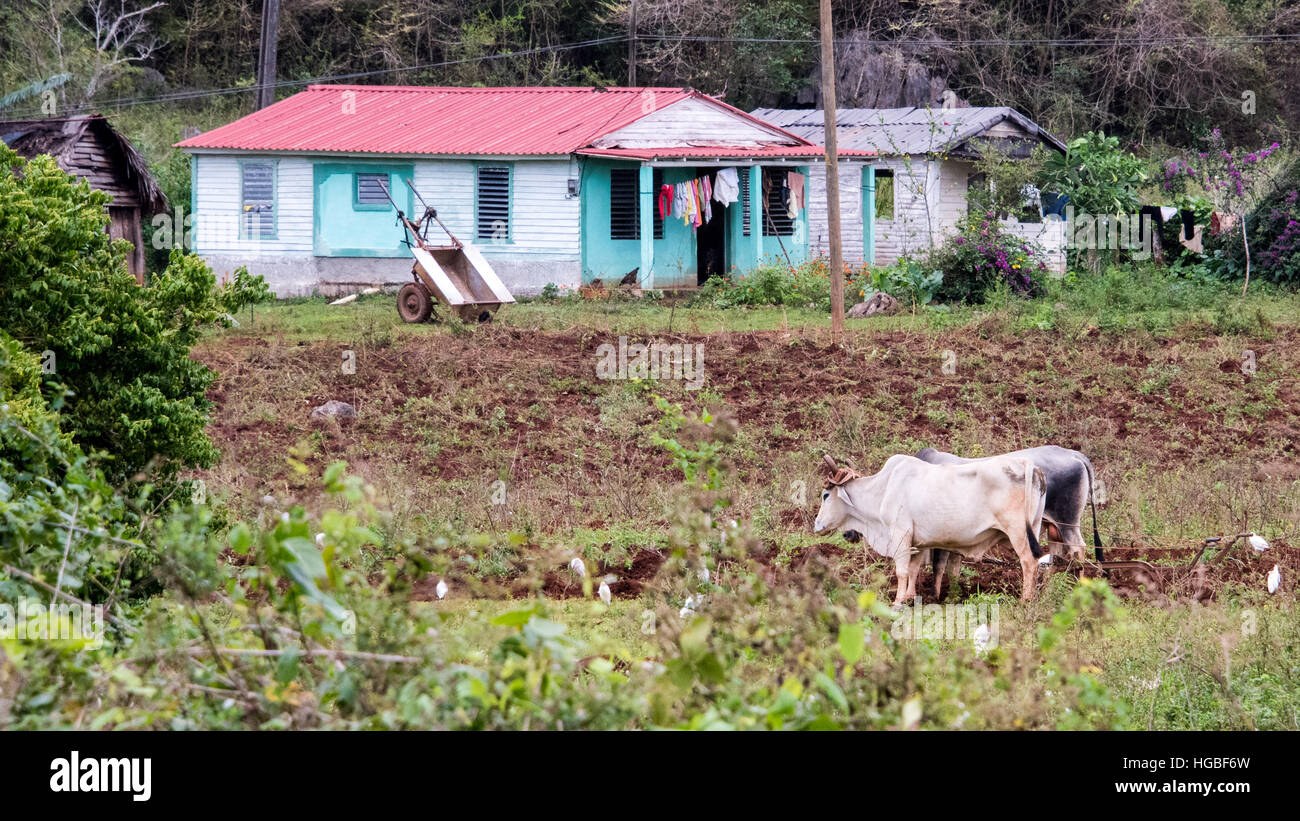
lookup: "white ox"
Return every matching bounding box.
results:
[814,454,1048,605]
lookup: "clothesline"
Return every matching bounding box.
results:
[657,167,805,231]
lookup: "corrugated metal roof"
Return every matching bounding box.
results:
[176,85,808,157]
[577,145,871,161]
[751,106,1066,156]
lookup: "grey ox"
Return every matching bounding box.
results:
[813,454,1048,605]
[915,445,1104,598]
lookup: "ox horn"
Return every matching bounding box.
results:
[822,454,838,472]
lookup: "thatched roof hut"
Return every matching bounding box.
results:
[1,114,167,280]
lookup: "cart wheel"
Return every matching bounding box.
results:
[397,283,432,323]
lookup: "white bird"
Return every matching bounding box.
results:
[435,579,449,600]
[678,605,695,619]
[1249,533,1270,552]
[698,565,711,584]
[568,557,587,578]
[598,581,612,605]
[1267,564,1281,594]
[972,624,991,656]
[361,287,381,295]
[315,532,325,546]
[329,293,358,306]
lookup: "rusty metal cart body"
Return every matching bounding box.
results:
[384,179,515,323]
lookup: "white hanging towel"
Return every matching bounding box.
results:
[713,167,740,205]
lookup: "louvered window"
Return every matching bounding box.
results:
[356,172,390,206]
[609,168,663,240]
[739,171,751,236]
[762,170,796,237]
[240,161,275,239]
[476,165,511,241]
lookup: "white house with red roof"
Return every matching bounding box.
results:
[177,85,871,296]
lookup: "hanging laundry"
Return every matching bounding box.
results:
[713,167,740,205]
[1180,224,1204,254]
[1159,206,1178,222]
[787,171,806,219]
[700,176,713,223]
[671,182,688,220]
[1178,209,1197,241]
[1211,212,1239,235]
[658,184,672,220]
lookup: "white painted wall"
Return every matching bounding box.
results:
[192,154,314,257]
[806,163,865,263]
[593,96,790,149]
[192,153,581,297]
[804,154,1063,274]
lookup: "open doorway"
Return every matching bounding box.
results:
[696,197,726,283]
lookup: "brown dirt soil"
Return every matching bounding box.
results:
[197,324,1300,604]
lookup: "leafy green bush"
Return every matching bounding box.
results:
[0,145,245,484]
[1043,131,1148,215]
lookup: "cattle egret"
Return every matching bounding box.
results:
[361,287,381,295]
[972,624,991,657]
[1267,564,1281,594]
[569,557,587,578]
[435,579,449,600]
[598,581,612,605]
[315,532,325,546]
[329,294,358,306]
[1249,533,1270,552]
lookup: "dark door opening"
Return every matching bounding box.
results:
[696,200,726,284]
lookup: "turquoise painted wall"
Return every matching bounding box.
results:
[580,158,702,288]
[313,162,413,257]
[579,159,811,287]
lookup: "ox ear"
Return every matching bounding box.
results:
[822,454,838,473]
[836,484,855,509]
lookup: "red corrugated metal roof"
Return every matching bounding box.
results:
[578,146,875,160]
[175,85,810,156]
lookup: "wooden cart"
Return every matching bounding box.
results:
[383,179,514,323]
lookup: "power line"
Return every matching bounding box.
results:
[640,33,1300,48]
[5,28,1296,120]
[1,35,627,120]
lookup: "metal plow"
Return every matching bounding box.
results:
[381,179,514,324]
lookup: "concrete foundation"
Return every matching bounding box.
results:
[201,254,582,298]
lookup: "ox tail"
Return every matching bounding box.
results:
[1025,460,1043,559]
[1083,458,1105,565]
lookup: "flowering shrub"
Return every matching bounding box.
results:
[926,213,1046,303]
[1162,130,1281,208]
[1209,162,1300,285]
[1163,129,1285,290]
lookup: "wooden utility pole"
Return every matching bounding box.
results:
[256,0,281,110]
[628,0,638,86]
[819,0,845,342]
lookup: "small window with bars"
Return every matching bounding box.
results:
[762,170,796,237]
[240,161,275,240]
[476,164,511,241]
[609,168,663,240]
[355,172,391,207]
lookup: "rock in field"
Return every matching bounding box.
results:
[311,400,357,419]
